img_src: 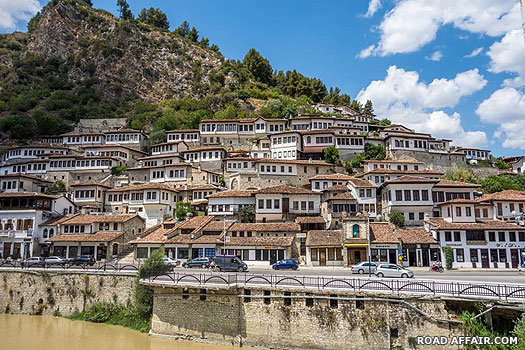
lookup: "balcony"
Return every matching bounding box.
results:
[0,229,33,238]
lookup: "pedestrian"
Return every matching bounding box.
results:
[113,257,119,266]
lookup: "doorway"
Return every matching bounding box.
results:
[319,249,326,266]
[388,249,396,264]
[511,249,519,268]
[270,250,278,264]
[422,249,430,266]
[481,249,489,268]
[354,250,362,264]
[408,249,417,266]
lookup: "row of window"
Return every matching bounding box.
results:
[1,181,18,190]
[271,150,296,159]
[390,189,430,202]
[66,136,101,143]
[443,230,525,242]
[393,139,428,149]
[86,151,128,159]
[272,136,297,145]
[74,190,98,199]
[336,137,364,146]
[257,199,316,211]
[167,133,198,141]
[0,218,33,231]
[106,134,140,142]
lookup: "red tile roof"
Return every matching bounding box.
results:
[295,216,326,224]
[107,183,178,192]
[47,231,123,243]
[229,222,301,232]
[370,222,398,244]
[384,176,441,185]
[309,173,353,181]
[394,227,437,244]
[257,184,318,195]
[306,230,342,247]
[206,190,255,198]
[426,218,523,230]
[476,190,525,202]
[70,181,112,188]
[225,236,294,247]
[434,180,480,188]
[347,178,377,188]
[61,214,143,225]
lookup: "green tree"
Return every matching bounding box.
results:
[243,48,273,85]
[442,246,454,270]
[363,100,374,114]
[45,181,66,195]
[238,205,255,223]
[389,211,405,227]
[174,21,190,37]
[188,27,199,42]
[137,8,169,30]
[174,202,197,220]
[494,158,511,170]
[134,247,171,318]
[442,168,477,183]
[351,153,366,168]
[324,146,339,164]
[344,160,353,175]
[117,0,133,20]
[479,175,520,194]
[363,143,386,160]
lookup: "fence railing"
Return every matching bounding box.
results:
[142,271,525,302]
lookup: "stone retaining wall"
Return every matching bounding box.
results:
[0,270,135,316]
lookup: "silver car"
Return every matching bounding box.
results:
[375,264,414,278]
[45,256,66,265]
[351,262,377,274]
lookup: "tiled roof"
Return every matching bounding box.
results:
[206,190,255,198]
[323,184,350,192]
[181,146,227,153]
[257,184,318,195]
[61,214,143,225]
[359,169,443,176]
[364,159,423,164]
[426,218,523,230]
[476,190,525,202]
[394,228,437,244]
[370,222,399,244]
[229,222,301,232]
[166,233,192,244]
[192,235,222,244]
[434,180,480,188]
[306,230,343,247]
[0,192,60,199]
[295,216,326,224]
[0,173,52,182]
[107,183,178,192]
[130,224,172,244]
[225,236,294,247]
[105,128,144,134]
[327,192,356,201]
[201,221,234,232]
[347,178,377,188]
[70,181,112,188]
[309,173,353,181]
[40,215,71,226]
[47,231,123,243]
[185,184,220,190]
[176,216,214,231]
[384,176,441,185]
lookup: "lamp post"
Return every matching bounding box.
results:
[367,213,371,277]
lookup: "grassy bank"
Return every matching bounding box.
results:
[67,302,150,333]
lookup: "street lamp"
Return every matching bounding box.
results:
[367,213,371,277]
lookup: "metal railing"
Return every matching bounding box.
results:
[141,271,525,302]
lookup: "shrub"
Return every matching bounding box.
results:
[389,211,405,227]
[442,246,454,270]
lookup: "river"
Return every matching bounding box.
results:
[0,314,238,350]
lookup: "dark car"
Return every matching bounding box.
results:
[272,259,298,270]
[21,257,45,268]
[212,255,248,272]
[182,257,210,269]
[68,255,96,266]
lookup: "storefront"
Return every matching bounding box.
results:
[370,243,398,264]
[345,243,368,265]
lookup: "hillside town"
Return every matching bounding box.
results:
[1,103,524,271]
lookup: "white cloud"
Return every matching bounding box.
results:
[357,65,488,147]
[476,87,525,149]
[464,47,483,58]
[358,44,376,59]
[364,0,520,56]
[425,51,442,61]
[0,0,41,31]
[487,29,525,87]
[363,0,382,18]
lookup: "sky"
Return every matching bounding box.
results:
[1,0,524,156]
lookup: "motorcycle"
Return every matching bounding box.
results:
[429,265,444,273]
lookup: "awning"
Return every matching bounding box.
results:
[344,243,369,248]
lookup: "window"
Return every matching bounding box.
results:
[412,190,420,201]
[274,199,280,209]
[408,213,414,220]
[266,199,272,209]
[455,249,464,262]
[404,190,411,201]
[445,232,452,241]
[466,230,485,241]
[488,232,496,241]
[301,201,307,210]
[509,231,516,241]
[308,201,314,210]
[453,231,461,241]
[466,207,472,217]
[498,232,505,242]
[456,207,462,217]
[421,190,429,201]
[395,190,402,201]
[258,199,264,209]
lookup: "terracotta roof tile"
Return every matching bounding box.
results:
[257,185,318,195]
[476,190,525,202]
[347,178,378,188]
[130,224,173,244]
[61,214,142,225]
[176,216,214,231]
[384,176,441,185]
[309,173,354,181]
[295,217,326,224]
[306,230,343,247]
[327,192,356,201]
[201,221,234,232]
[47,231,123,243]
[70,181,112,188]
[360,169,443,176]
[394,227,437,244]
[322,184,350,192]
[225,236,294,247]
[426,218,524,230]
[0,192,60,199]
[253,158,333,166]
[434,180,480,188]
[437,198,477,205]
[0,173,52,183]
[206,190,255,199]
[370,222,399,244]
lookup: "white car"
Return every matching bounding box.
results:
[351,262,377,274]
[45,256,66,265]
[375,264,414,278]
[163,257,180,267]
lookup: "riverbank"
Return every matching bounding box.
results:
[0,314,237,350]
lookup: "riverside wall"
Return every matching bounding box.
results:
[0,270,135,316]
[149,284,465,350]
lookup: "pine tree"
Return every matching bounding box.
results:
[117,0,133,20]
[363,99,374,114]
[243,48,273,85]
[138,8,169,30]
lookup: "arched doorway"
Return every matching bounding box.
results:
[230,178,238,190]
[112,243,119,256]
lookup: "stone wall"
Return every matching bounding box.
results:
[0,270,135,316]
[150,285,463,350]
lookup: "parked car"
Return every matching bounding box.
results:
[163,257,181,267]
[351,262,377,274]
[45,256,66,266]
[68,255,96,266]
[182,257,210,269]
[375,264,414,278]
[272,259,298,270]
[21,257,45,267]
[212,255,248,272]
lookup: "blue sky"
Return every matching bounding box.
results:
[2,0,524,156]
